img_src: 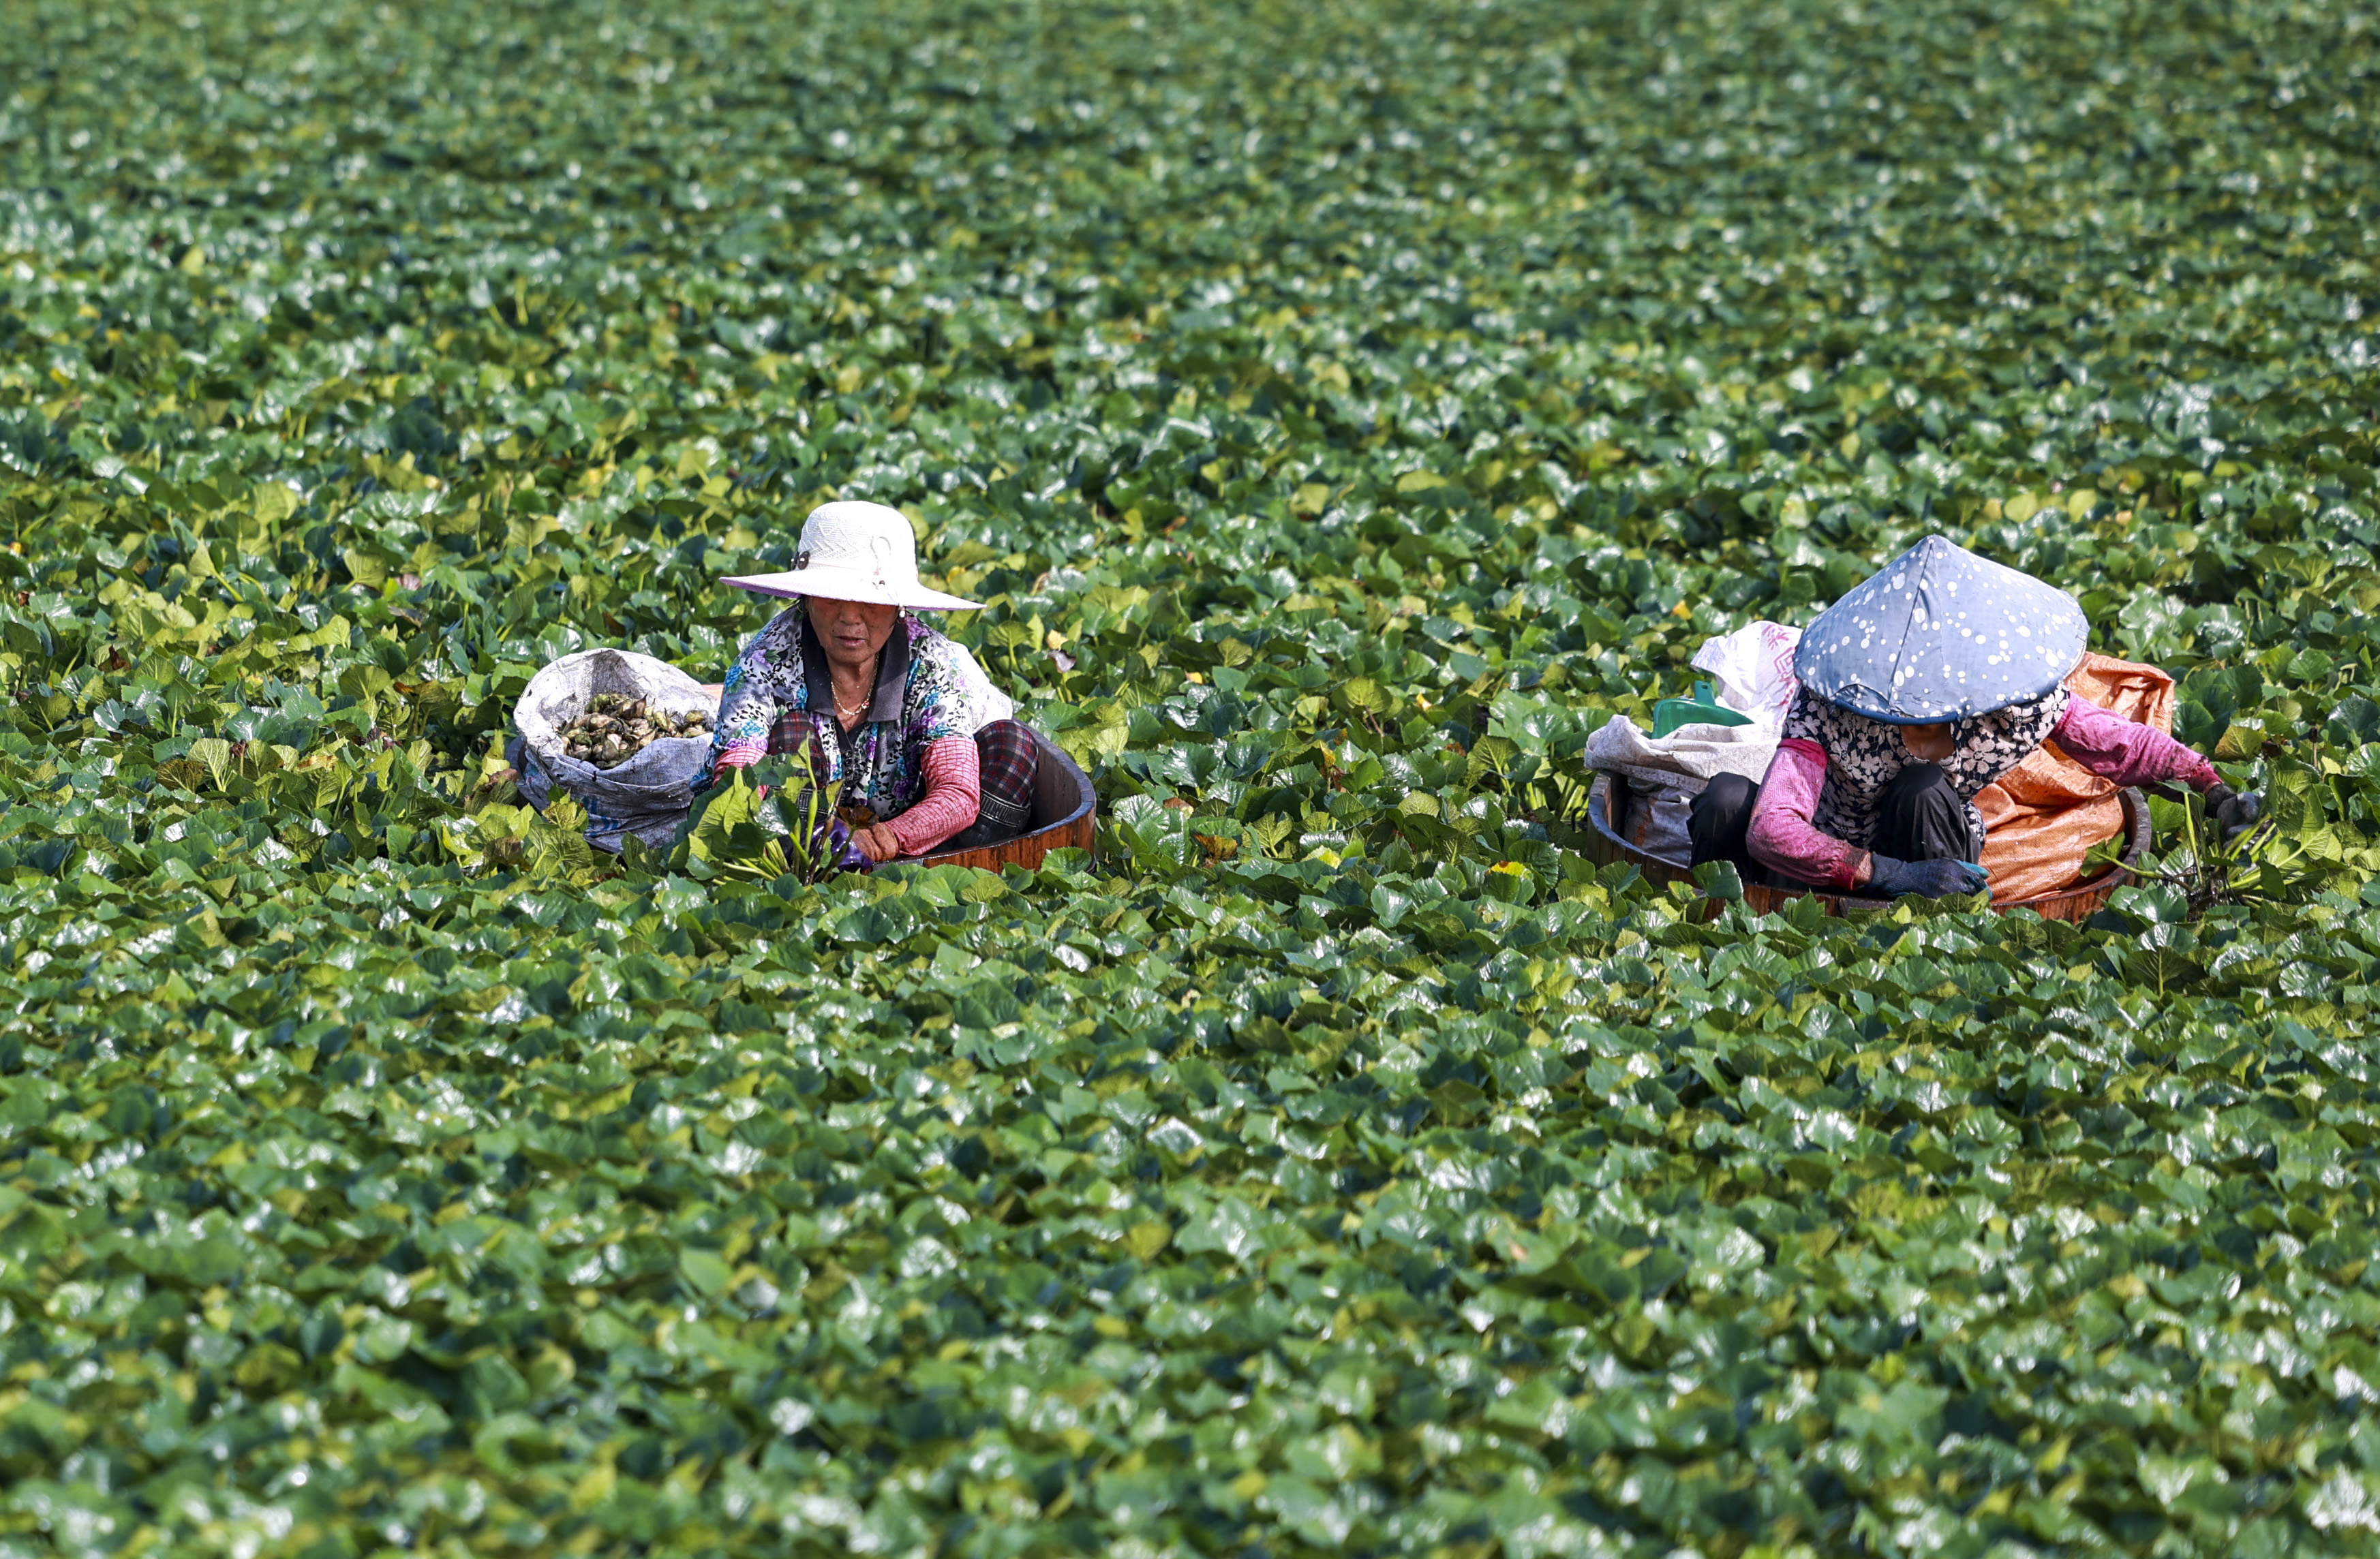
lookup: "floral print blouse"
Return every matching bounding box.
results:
[695,608,1013,820]
[1780,683,2069,850]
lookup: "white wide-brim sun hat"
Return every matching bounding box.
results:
[719,500,982,611]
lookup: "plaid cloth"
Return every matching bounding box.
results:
[975,720,1038,827]
[769,708,825,763]
[932,719,1037,850]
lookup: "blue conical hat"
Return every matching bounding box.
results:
[1793,536,2087,724]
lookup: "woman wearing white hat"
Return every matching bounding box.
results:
[695,501,1037,863]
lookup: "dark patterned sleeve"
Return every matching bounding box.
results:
[1780,687,1830,745]
[1979,687,2069,756]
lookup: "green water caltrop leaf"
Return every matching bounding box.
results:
[0,0,2377,1554]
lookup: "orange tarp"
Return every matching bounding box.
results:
[1975,651,2173,903]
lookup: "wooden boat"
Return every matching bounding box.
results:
[1583,771,2150,921]
[915,728,1097,871]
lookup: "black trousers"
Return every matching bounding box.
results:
[1688,763,1977,884]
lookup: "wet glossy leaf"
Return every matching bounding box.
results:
[0,0,2375,1555]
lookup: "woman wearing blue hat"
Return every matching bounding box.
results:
[1690,536,2260,897]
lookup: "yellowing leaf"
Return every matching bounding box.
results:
[251,485,299,528]
[188,737,233,789]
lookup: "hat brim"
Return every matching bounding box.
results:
[719,566,981,612]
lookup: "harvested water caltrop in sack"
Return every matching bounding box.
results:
[557,695,714,767]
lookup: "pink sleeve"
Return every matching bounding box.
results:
[886,737,983,856]
[2051,695,2220,790]
[1746,739,1867,891]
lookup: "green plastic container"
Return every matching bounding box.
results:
[1651,681,1754,739]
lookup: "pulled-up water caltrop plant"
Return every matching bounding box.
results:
[3,0,2379,1554]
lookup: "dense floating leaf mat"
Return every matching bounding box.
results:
[3,0,2379,1553]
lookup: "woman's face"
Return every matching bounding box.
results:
[807,596,900,673]
[1901,720,1955,760]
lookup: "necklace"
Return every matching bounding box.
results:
[832,653,880,724]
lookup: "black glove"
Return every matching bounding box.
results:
[1867,854,1990,899]
[2205,784,2261,844]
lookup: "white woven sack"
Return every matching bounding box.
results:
[511,648,717,853]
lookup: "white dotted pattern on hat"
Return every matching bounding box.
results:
[1790,534,2087,722]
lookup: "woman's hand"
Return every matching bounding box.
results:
[853,822,904,862]
[1867,854,1989,898]
[2205,784,2262,844]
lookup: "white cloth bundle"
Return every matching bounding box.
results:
[1690,619,1803,729]
[1586,715,1780,788]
